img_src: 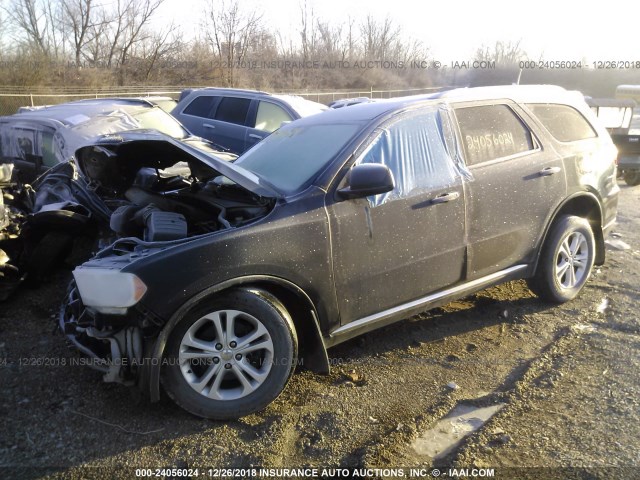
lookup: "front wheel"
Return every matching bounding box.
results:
[161,289,297,419]
[623,170,640,186]
[527,215,595,303]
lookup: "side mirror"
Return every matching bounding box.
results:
[338,163,395,200]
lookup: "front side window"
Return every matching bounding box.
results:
[455,104,535,165]
[214,97,251,126]
[358,107,459,206]
[254,101,292,133]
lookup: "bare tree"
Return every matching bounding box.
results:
[204,0,263,87]
[316,20,341,57]
[0,10,5,56]
[475,40,528,66]
[342,16,357,61]
[3,0,53,55]
[117,0,163,67]
[83,8,110,65]
[45,0,64,59]
[360,15,400,60]
[299,0,317,60]
[99,0,164,83]
[61,0,99,66]
[138,24,182,81]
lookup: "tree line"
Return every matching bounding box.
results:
[0,0,635,96]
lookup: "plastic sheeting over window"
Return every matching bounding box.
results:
[358,105,469,207]
[0,126,44,162]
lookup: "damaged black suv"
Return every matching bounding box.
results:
[61,86,619,419]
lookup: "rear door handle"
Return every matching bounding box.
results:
[430,191,460,204]
[203,123,216,129]
[539,166,562,176]
[248,133,263,140]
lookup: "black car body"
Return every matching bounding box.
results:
[61,85,619,419]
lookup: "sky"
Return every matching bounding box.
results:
[154,0,640,64]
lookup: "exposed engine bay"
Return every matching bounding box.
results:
[0,135,273,301]
[59,139,273,244]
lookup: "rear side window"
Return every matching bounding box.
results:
[455,105,535,165]
[214,97,251,125]
[183,96,218,117]
[527,104,597,142]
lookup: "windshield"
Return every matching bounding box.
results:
[234,123,361,194]
[132,108,189,139]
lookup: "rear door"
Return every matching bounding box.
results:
[326,106,467,324]
[174,95,220,139]
[174,95,252,154]
[208,96,252,154]
[453,102,567,279]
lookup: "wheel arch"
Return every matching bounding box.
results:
[141,275,329,402]
[533,192,605,276]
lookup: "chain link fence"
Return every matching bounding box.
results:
[292,87,446,104]
[0,86,446,116]
[0,90,182,116]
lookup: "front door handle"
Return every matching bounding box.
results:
[203,123,216,129]
[539,166,562,176]
[430,191,460,204]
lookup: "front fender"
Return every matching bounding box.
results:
[140,275,329,402]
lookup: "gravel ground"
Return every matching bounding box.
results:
[0,182,639,480]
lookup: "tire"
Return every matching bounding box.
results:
[623,170,640,186]
[161,289,297,419]
[527,215,595,303]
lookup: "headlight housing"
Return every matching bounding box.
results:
[73,268,147,315]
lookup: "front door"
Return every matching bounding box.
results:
[326,106,467,324]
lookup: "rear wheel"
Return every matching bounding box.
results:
[161,289,297,419]
[528,215,595,303]
[623,170,640,186]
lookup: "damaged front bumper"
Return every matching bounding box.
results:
[59,283,146,385]
[0,165,28,300]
